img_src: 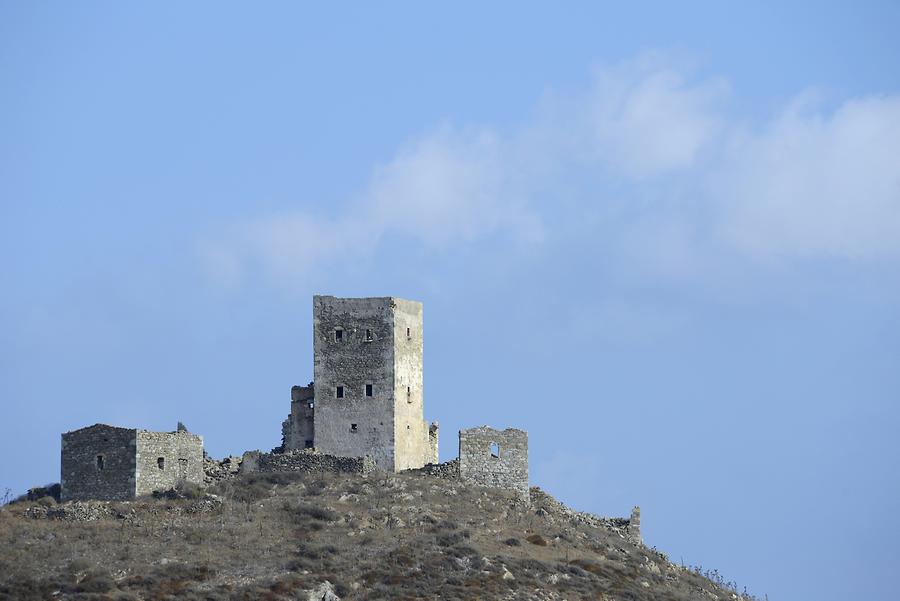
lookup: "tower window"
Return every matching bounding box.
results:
[350,423,358,433]
[334,328,343,342]
[407,386,411,402]
[336,386,344,398]
[365,329,374,342]
[365,383,373,397]
[406,327,411,338]
[96,455,104,470]
[490,443,500,458]
[157,457,165,470]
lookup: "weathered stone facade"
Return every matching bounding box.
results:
[459,426,529,499]
[134,430,204,497]
[61,425,136,502]
[311,296,437,472]
[60,424,204,501]
[241,449,375,475]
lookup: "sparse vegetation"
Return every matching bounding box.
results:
[0,471,761,600]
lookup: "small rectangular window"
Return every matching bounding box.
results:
[96,455,104,470]
[407,385,412,403]
[334,329,343,342]
[336,386,344,398]
[407,327,411,338]
[157,457,165,470]
[365,383,373,397]
[365,329,373,342]
[350,423,358,433]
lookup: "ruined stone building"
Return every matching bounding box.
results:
[60,424,204,501]
[459,426,529,499]
[283,296,438,472]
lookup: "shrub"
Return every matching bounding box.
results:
[305,479,329,496]
[504,538,521,546]
[73,571,115,593]
[526,534,548,546]
[297,505,338,522]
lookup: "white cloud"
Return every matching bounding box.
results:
[200,125,543,282]
[714,95,900,260]
[369,126,504,244]
[200,56,900,285]
[583,57,728,177]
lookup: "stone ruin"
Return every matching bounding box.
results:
[60,423,203,502]
[56,295,640,542]
[459,426,529,500]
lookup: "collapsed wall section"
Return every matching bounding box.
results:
[282,384,315,451]
[459,426,529,499]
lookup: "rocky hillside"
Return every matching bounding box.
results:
[1,470,758,600]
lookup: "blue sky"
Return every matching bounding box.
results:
[2,2,899,599]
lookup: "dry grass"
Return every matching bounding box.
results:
[0,471,759,600]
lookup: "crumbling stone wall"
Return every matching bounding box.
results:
[241,449,376,475]
[406,458,460,479]
[61,424,137,502]
[459,426,529,499]
[203,455,242,485]
[282,384,315,451]
[530,487,643,544]
[134,430,204,496]
[628,506,642,544]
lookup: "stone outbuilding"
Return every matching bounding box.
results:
[60,423,204,501]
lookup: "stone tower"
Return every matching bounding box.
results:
[312,296,438,472]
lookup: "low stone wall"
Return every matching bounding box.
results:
[405,458,459,479]
[530,487,643,545]
[241,449,376,475]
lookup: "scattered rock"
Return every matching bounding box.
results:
[306,580,340,601]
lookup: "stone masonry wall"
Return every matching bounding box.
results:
[241,449,376,475]
[459,426,529,499]
[61,424,137,502]
[282,384,315,451]
[134,430,204,496]
[392,298,436,470]
[406,458,460,480]
[628,506,642,545]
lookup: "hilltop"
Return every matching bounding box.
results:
[0,469,757,601]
